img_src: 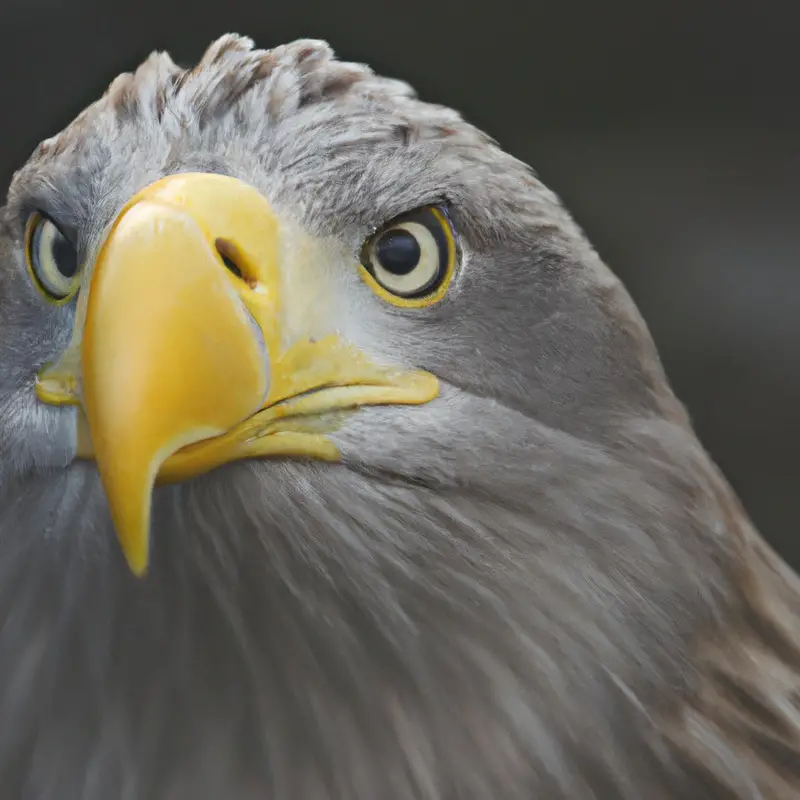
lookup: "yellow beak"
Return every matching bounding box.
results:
[35,174,438,577]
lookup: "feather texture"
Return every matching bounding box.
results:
[0,34,796,799]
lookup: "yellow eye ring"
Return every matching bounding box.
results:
[25,212,81,304]
[359,205,457,308]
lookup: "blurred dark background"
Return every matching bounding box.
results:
[2,0,799,562]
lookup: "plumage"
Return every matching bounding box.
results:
[0,33,797,799]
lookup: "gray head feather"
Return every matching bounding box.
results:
[0,33,797,800]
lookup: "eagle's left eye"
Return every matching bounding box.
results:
[25,212,80,303]
[360,205,457,308]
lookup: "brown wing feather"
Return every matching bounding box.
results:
[665,533,800,799]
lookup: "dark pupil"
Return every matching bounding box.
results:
[51,231,77,278]
[375,230,421,275]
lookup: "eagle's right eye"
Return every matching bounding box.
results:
[25,212,80,303]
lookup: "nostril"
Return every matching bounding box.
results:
[215,238,244,280]
[220,253,242,279]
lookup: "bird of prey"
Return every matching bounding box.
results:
[0,32,797,800]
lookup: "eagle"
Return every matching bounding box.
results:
[0,33,797,800]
